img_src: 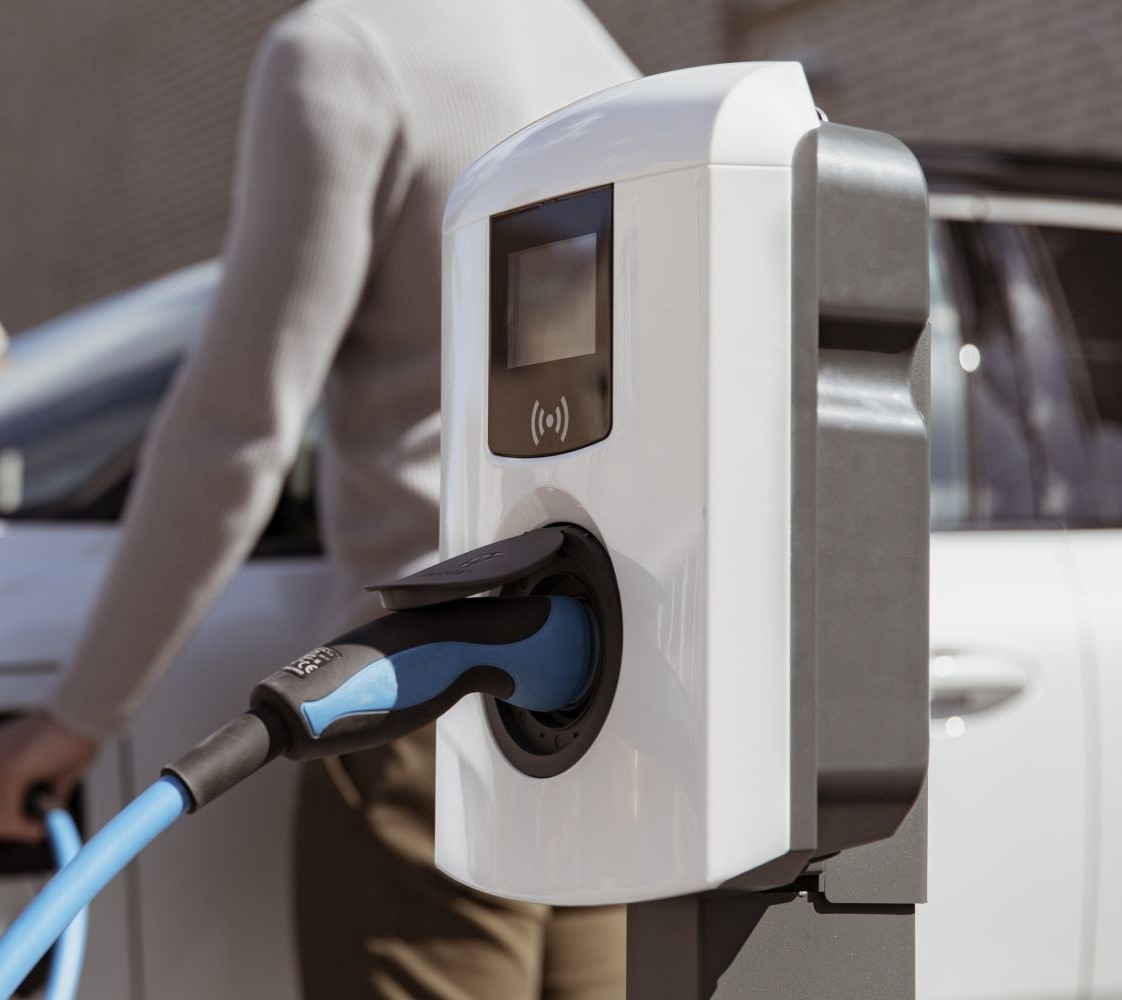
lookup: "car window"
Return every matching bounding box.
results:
[0,263,322,556]
[0,263,211,522]
[1035,225,1122,525]
[933,218,1115,529]
[939,221,1039,526]
[984,224,1100,523]
[0,359,177,520]
[929,224,971,528]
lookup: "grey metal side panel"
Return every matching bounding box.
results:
[813,123,930,857]
[787,124,822,857]
[626,894,792,1000]
[823,780,928,905]
[627,893,915,1000]
[712,895,915,1000]
[815,125,930,347]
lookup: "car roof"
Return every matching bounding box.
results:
[915,145,1122,203]
[1,260,219,419]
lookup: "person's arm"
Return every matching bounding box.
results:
[0,10,407,839]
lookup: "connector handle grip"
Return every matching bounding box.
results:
[250,595,596,761]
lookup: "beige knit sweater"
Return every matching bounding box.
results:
[50,0,636,740]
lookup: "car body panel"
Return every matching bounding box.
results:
[0,522,329,1000]
[1065,531,1122,998]
[919,530,1091,1000]
[0,535,134,1000]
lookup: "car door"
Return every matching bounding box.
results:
[0,267,331,1000]
[1029,219,1122,999]
[918,218,1093,1000]
[0,529,136,1000]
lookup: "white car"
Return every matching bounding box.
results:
[0,262,329,999]
[919,149,1122,1000]
[2,149,1121,998]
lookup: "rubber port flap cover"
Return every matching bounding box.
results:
[367,528,566,611]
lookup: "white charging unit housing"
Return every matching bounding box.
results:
[435,63,930,905]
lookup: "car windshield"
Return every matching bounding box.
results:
[0,261,219,519]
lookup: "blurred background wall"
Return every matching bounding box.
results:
[0,0,294,333]
[730,0,1122,157]
[3,0,1122,332]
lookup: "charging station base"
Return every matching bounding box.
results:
[627,892,914,1000]
[627,787,926,999]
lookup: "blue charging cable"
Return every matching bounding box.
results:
[0,778,192,999]
[41,802,88,1000]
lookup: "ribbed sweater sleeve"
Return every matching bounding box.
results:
[49,12,405,741]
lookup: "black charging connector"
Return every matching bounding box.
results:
[163,576,599,812]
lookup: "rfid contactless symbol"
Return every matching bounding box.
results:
[530,396,569,446]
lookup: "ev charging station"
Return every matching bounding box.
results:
[0,62,929,1000]
[428,61,931,997]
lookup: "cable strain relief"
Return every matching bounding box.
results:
[161,704,289,813]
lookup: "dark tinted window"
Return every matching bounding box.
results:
[1036,225,1122,524]
[982,224,1099,523]
[939,221,1039,525]
[932,219,1110,528]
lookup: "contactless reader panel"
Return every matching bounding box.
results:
[488,186,613,457]
[437,64,929,907]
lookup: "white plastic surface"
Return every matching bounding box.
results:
[444,62,816,232]
[437,64,820,904]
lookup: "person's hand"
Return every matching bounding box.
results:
[0,712,98,842]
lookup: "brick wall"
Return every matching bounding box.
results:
[7,1,1111,333]
[584,0,728,73]
[730,0,1122,157]
[2,0,719,332]
[0,0,292,332]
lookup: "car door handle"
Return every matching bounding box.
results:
[929,652,1032,718]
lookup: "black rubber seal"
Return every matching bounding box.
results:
[485,525,622,778]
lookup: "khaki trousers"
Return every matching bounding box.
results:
[295,724,626,999]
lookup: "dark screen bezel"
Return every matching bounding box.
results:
[488,186,613,458]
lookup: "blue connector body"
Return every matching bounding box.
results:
[302,595,596,736]
[240,594,599,763]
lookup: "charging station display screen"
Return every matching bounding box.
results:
[489,186,612,458]
[507,234,598,369]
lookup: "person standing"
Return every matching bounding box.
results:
[0,2,637,996]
